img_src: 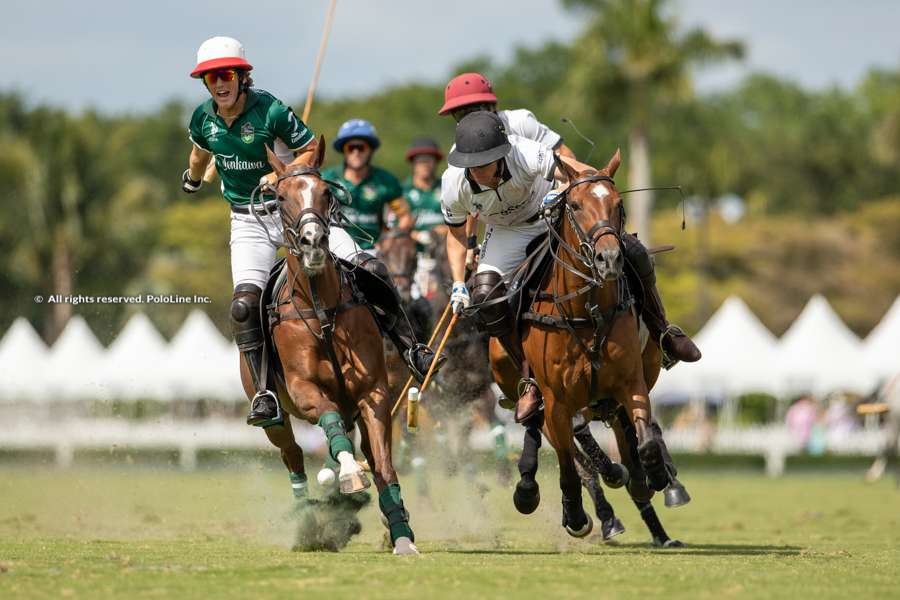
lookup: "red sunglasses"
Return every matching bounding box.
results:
[202,69,238,85]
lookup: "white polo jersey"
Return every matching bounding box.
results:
[441,135,556,227]
[497,109,562,150]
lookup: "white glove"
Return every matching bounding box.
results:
[450,281,470,314]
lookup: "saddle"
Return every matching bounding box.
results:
[258,256,388,387]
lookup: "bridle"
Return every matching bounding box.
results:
[250,166,350,257]
[542,171,626,293]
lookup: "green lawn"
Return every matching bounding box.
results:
[0,461,897,599]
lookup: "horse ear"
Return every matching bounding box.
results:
[314,135,326,168]
[265,145,286,176]
[556,154,579,182]
[605,148,621,177]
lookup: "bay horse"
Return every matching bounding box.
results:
[239,138,418,555]
[490,149,675,539]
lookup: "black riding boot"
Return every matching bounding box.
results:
[354,254,446,383]
[622,234,701,369]
[231,283,282,427]
[470,271,542,424]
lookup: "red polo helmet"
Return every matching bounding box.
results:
[438,72,498,115]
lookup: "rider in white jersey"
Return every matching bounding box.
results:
[439,72,700,374]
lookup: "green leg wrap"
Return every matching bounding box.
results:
[318,411,353,463]
[289,471,308,499]
[379,483,414,544]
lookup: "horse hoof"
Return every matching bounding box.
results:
[601,517,625,541]
[653,537,685,548]
[565,513,593,538]
[601,463,630,489]
[637,439,668,492]
[339,470,371,495]
[393,536,420,555]
[664,481,691,508]
[513,480,540,514]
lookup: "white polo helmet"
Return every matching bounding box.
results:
[190,36,253,78]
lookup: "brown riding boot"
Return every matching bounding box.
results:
[497,333,543,423]
[515,378,543,424]
[641,281,701,369]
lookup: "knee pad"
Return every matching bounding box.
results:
[622,233,655,283]
[231,283,263,350]
[354,252,391,281]
[470,271,512,337]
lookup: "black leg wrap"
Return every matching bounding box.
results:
[635,499,670,543]
[513,424,542,514]
[575,453,614,521]
[574,414,615,477]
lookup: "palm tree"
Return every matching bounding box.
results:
[561,0,743,244]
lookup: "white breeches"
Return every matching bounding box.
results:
[229,209,364,289]
[476,220,548,276]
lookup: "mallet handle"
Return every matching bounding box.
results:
[390,301,452,417]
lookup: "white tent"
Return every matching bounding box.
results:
[864,296,900,381]
[0,318,49,403]
[776,295,874,396]
[654,296,779,398]
[167,310,244,401]
[103,313,172,401]
[46,315,110,402]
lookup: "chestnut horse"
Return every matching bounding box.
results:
[490,150,671,538]
[239,138,418,554]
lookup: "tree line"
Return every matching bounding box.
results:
[1,0,898,344]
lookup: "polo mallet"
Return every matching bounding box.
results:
[202,0,338,185]
[407,312,460,431]
[390,301,452,418]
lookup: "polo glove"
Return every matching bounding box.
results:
[182,169,202,193]
[450,281,470,314]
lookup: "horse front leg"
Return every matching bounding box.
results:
[358,386,419,555]
[574,450,625,541]
[286,376,370,495]
[544,393,592,538]
[617,378,668,492]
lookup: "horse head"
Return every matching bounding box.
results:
[265,137,333,275]
[556,149,624,282]
[377,229,417,303]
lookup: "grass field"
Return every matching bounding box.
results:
[1,458,898,599]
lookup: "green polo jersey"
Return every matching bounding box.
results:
[402,177,443,232]
[188,89,314,205]
[321,165,403,249]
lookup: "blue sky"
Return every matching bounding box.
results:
[2,0,898,113]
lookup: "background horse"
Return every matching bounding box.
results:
[426,228,512,483]
[490,150,676,540]
[239,140,418,554]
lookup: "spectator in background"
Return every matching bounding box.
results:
[866,373,900,483]
[785,394,820,450]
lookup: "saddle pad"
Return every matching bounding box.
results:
[638,315,649,352]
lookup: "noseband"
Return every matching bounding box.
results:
[545,173,625,282]
[250,166,349,257]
